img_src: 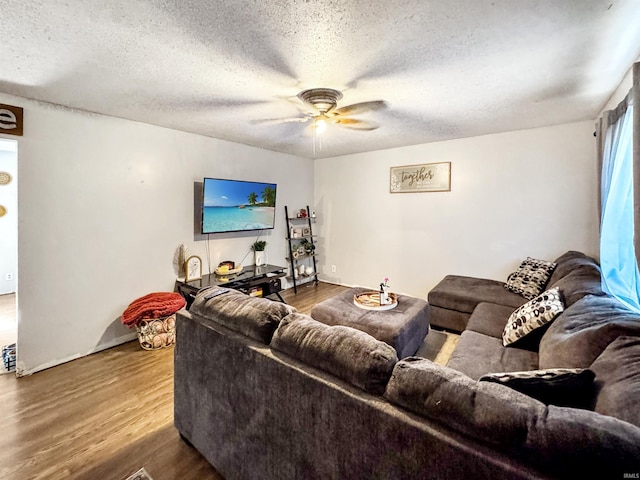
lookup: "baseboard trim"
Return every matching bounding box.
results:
[16,332,137,377]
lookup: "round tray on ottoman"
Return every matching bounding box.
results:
[353,291,398,311]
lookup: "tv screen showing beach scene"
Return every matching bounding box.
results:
[201,178,277,234]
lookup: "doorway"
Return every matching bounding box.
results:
[0,138,17,374]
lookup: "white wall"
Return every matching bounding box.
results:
[0,92,312,375]
[599,56,639,115]
[314,121,598,299]
[0,139,18,294]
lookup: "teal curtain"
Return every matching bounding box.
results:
[599,100,640,312]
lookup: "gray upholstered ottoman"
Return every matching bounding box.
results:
[310,287,430,358]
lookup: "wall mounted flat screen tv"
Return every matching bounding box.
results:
[201,178,277,234]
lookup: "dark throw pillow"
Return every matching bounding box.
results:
[505,257,557,299]
[502,287,564,346]
[479,368,595,407]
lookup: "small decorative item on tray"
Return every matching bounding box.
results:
[215,260,243,276]
[354,291,398,311]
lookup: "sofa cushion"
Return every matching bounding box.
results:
[466,302,514,339]
[446,330,539,380]
[590,336,640,428]
[479,368,595,407]
[502,287,564,347]
[428,275,525,314]
[189,287,296,344]
[426,304,471,332]
[547,250,600,286]
[526,404,640,478]
[539,294,640,369]
[270,313,398,395]
[385,358,545,448]
[545,251,604,307]
[505,257,557,299]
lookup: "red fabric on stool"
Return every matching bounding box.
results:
[121,292,186,327]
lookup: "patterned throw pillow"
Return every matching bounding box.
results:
[479,368,595,406]
[505,257,557,299]
[502,287,564,346]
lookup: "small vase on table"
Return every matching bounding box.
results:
[380,278,390,305]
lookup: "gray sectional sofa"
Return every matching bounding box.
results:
[174,251,640,479]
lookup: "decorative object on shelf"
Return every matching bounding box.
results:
[297,246,306,255]
[390,162,451,193]
[252,240,267,266]
[0,172,12,185]
[302,226,311,236]
[172,243,191,280]
[298,264,306,276]
[120,292,186,350]
[215,261,243,276]
[298,208,308,218]
[290,226,303,238]
[218,260,235,271]
[311,211,316,219]
[354,291,398,311]
[292,250,299,259]
[300,238,314,254]
[305,266,314,276]
[380,277,391,305]
[0,205,6,218]
[248,285,264,297]
[185,255,203,281]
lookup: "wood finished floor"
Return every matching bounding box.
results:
[0,282,348,480]
[0,282,458,479]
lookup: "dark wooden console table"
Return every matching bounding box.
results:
[175,264,287,309]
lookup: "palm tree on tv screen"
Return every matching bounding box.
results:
[261,186,276,207]
[247,192,258,205]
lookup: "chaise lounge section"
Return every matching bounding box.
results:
[427,251,605,332]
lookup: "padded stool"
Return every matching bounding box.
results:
[310,287,430,358]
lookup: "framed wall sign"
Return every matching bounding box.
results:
[0,104,24,137]
[390,162,451,193]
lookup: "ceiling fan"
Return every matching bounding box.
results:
[257,88,388,132]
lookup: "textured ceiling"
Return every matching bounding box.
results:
[2,0,640,159]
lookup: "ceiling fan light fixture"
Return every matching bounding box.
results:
[314,116,327,134]
[297,88,343,113]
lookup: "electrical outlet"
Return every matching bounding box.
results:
[331,265,336,273]
[5,273,13,281]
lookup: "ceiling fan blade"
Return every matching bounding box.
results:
[252,117,309,125]
[334,117,379,131]
[333,100,388,116]
[279,95,320,116]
